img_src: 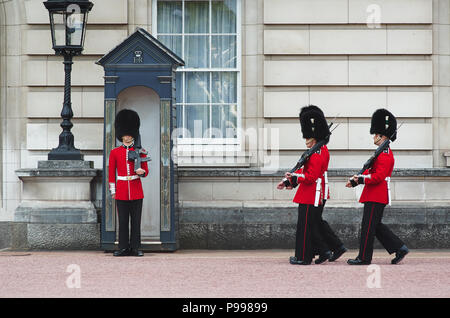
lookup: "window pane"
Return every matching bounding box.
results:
[66,13,84,46]
[186,105,210,138]
[185,35,209,68]
[186,72,210,103]
[157,1,182,34]
[52,12,66,47]
[212,104,237,138]
[158,35,182,58]
[212,0,237,33]
[211,35,236,68]
[176,72,183,103]
[185,1,209,33]
[212,72,237,104]
[176,104,183,131]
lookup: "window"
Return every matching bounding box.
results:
[154,0,241,144]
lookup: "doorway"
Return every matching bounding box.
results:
[117,86,161,242]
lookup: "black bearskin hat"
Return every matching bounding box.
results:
[115,109,140,142]
[370,108,397,142]
[299,105,330,142]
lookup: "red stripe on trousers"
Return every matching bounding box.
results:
[303,205,309,260]
[362,204,375,261]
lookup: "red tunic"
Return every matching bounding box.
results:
[292,151,323,206]
[108,145,149,201]
[320,145,330,201]
[359,148,394,205]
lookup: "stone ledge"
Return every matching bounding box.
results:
[38,160,94,169]
[95,168,450,179]
[16,160,100,178]
[16,169,99,178]
[178,168,450,178]
[180,200,450,209]
[180,206,450,225]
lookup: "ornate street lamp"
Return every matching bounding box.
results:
[44,0,94,160]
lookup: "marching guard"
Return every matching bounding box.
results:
[109,109,149,257]
[277,105,330,265]
[314,107,347,263]
[346,109,409,265]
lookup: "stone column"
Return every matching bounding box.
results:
[14,160,100,250]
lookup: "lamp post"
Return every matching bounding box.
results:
[44,0,94,160]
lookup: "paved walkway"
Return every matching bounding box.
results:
[0,250,449,298]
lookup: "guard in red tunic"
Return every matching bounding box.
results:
[109,109,149,257]
[299,106,347,263]
[346,109,409,265]
[277,106,330,265]
[316,139,347,263]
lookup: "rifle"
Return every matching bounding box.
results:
[349,123,403,187]
[127,134,151,174]
[282,122,337,187]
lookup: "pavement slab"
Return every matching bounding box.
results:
[0,250,449,298]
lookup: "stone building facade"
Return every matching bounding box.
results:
[0,0,449,249]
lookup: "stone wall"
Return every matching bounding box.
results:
[178,168,450,249]
[179,206,450,249]
[260,0,448,170]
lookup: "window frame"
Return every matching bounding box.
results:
[152,0,242,147]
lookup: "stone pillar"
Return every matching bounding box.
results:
[14,160,100,250]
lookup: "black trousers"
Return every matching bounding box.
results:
[294,204,328,262]
[316,200,344,252]
[116,199,143,250]
[358,202,405,262]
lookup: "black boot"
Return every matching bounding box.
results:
[130,249,144,257]
[289,256,311,265]
[391,245,409,264]
[329,246,348,262]
[315,251,332,264]
[113,248,130,257]
[347,258,371,265]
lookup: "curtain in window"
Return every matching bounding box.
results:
[211,0,236,68]
[186,72,210,103]
[185,1,209,68]
[186,105,210,138]
[158,0,238,140]
[212,0,236,33]
[157,1,182,57]
[212,104,237,138]
[157,1,182,33]
[212,72,236,104]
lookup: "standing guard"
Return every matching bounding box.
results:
[346,109,409,265]
[109,109,149,257]
[277,105,330,265]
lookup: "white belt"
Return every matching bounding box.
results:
[314,178,322,207]
[386,177,391,206]
[117,175,140,181]
[324,172,329,201]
